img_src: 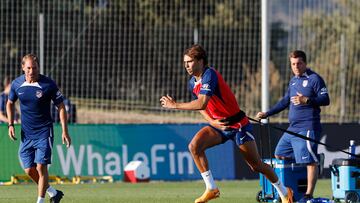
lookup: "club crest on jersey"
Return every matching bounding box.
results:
[302,80,308,87]
[201,84,211,91]
[36,90,43,98]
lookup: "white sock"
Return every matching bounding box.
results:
[46,186,57,198]
[36,197,45,203]
[201,170,217,190]
[271,179,288,198]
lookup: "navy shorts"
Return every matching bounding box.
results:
[211,123,255,146]
[19,128,54,169]
[275,130,320,164]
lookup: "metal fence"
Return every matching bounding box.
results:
[0,0,359,123]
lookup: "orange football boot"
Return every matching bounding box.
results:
[194,188,220,203]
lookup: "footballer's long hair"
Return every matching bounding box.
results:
[183,44,207,66]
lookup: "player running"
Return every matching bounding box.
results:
[160,44,293,203]
[7,54,71,203]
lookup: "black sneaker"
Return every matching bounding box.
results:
[298,194,313,203]
[50,190,64,203]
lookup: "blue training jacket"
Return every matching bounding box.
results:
[266,68,330,132]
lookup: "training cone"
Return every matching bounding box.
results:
[123,160,150,183]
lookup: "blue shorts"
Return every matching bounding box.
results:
[211,123,255,146]
[275,130,320,164]
[19,128,54,169]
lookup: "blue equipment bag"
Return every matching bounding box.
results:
[257,159,307,202]
[330,158,360,203]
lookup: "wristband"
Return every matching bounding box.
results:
[8,123,14,128]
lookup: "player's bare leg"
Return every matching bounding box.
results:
[25,166,62,202]
[306,163,318,196]
[24,167,40,184]
[238,141,278,182]
[239,141,293,203]
[188,126,222,203]
[188,126,222,172]
[36,164,49,199]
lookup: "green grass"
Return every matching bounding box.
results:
[0,179,332,203]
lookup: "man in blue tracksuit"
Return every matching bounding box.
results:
[257,50,330,202]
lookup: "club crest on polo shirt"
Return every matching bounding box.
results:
[36,90,43,98]
[302,80,308,87]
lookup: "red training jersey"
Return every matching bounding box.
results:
[189,67,249,129]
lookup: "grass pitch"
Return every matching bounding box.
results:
[0,179,332,203]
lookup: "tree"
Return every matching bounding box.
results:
[301,0,360,122]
